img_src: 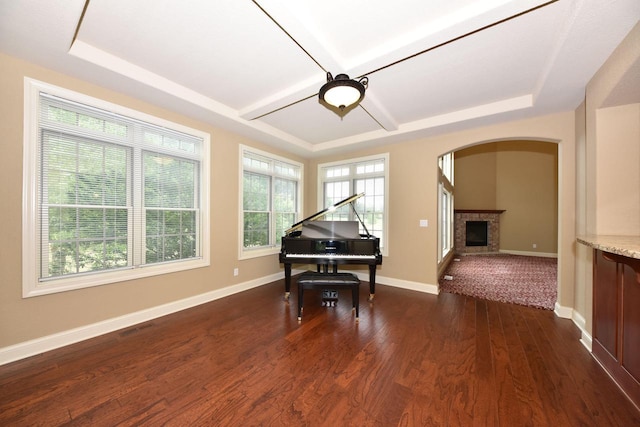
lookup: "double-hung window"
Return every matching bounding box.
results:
[318,154,388,255]
[240,146,302,258]
[438,152,454,262]
[23,79,210,297]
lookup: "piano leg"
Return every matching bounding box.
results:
[368,264,376,301]
[284,263,292,300]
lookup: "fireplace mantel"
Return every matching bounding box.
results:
[454,209,506,214]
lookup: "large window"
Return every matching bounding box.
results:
[240,146,302,258]
[438,152,454,262]
[318,154,388,254]
[23,79,210,297]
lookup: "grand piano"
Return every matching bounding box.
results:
[279,193,382,301]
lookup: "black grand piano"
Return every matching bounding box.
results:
[279,193,382,301]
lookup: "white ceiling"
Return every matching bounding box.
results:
[1,0,638,157]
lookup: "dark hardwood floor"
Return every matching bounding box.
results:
[1,277,638,426]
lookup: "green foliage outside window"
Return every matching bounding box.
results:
[143,153,198,263]
[40,96,201,280]
[242,151,300,250]
[44,133,130,277]
[243,171,270,248]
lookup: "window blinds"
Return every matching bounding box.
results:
[38,93,202,280]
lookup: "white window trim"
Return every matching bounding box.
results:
[317,153,389,257]
[22,78,210,298]
[238,145,303,260]
[438,153,454,263]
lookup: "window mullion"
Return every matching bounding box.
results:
[194,163,200,260]
[132,142,143,267]
[351,180,358,220]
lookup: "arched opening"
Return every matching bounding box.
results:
[437,139,558,310]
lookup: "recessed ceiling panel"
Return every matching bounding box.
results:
[77,0,322,110]
[365,0,571,123]
[0,0,85,61]
[282,0,499,63]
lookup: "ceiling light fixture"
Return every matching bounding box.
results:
[319,72,369,113]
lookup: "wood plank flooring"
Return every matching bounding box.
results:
[1,278,639,426]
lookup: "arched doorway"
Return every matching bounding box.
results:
[437,139,559,310]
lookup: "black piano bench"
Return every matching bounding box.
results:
[296,272,361,322]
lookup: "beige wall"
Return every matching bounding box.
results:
[0,53,306,349]
[594,104,640,234]
[575,22,640,336]
[1,50,579,355]
[455,144,498,209]
[574,100,590,333]
[454,141,558,254]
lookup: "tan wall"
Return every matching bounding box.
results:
[496,141,558,253]
[594,104,640,234]
[454,144,498,209]
[454,141,558,254]
[576,22,640,335]
[574,100,590,333]
[0,53,306,348]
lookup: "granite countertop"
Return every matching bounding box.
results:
[576,235,640,259]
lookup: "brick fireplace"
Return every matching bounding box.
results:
[454,209,505,254]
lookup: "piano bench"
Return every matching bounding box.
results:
[296,272,360,322]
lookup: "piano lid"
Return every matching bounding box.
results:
[285,193,365,235]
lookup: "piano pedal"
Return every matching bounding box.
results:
[322,289,338,306]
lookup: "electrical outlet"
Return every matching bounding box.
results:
[532,243,537,249]
[233,268,239,276]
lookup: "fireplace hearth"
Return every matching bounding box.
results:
[454,209,505,254]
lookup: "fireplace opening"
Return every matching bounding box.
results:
[466,221,488,246]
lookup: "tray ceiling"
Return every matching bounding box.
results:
[0,0,638,156]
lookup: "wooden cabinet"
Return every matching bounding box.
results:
[593,249,640,407]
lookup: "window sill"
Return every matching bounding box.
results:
[239,246,280,260]
[23,258,210,298]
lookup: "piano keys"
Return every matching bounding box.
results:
[279,193,383,301]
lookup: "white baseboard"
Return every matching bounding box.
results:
[572,310,586,331]
[554,301,573,319]
[571,310,593,352]
[499,249,558,258]
[366,273,439,295]
[554,305,592,352]
[0,270,306,366]
[1,267,579,366]
[580,331,593,352]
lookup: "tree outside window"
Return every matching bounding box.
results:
[241,147,301,257]
[23,80,209,297]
